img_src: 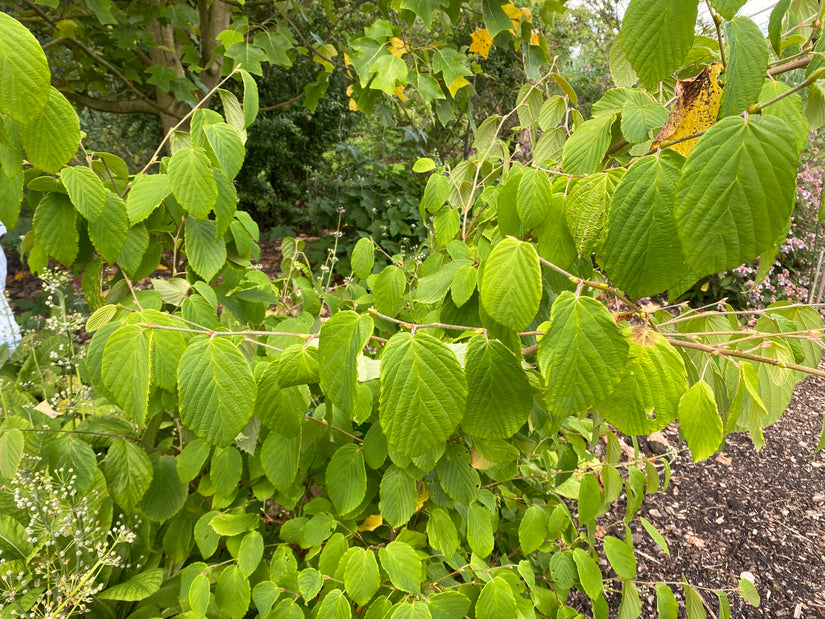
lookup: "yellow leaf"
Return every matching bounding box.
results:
[520,7,533,22]
[349,98,360,111]
[415,484,429,512]
[652,63,723,157]
[530,31,540,46]
[448,76,471,97]
[313,43,338,72]
[357,515,384,531]
[503,2,522,29]
[394,85,409,102]
[389,37,408,58]
[469,28,493,59]
[471,449,497,470]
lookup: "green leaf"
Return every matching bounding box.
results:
[417,259,473,304]
[185,216,226,281]
[562,114,615,175]
[604,536,636,580]
[656,584,679,619]
[316,590,352,619]
[434,209,460,246]
[436,444,479,505]
[379,332,467,457]
[140,455,188,522]
[20,87,80,173]
[352,237,375,279]
[603,152,689,298]
[476,577,517,619]
[373,265,406,316]
[0,168,23,230]
[711,0,747,20]
[370,54,408,95]
[480,237,541,331]
[538,292,629,415]
[430,592,471,619]
[462,335,532,439]
[327,444,367,514]
[674,115,797,278]
[241,70,259,128]
[596,330,687,435]
[758,80,809,153]
[89,191,129,264]
[319,311,373,414]
[345,548,381,606]
[238,531,264,577]
[178,336,256,446]
[621,0,698,89]
[379,541,421,594]
[519,506,548,554]
[61,166,105,222]
[297,568,323,602]
[578,472,601,525]
[432,47,473,89]
[98,568,163,602]
[189,573,211,616]
[277,345,319,387]
[0,428,23,479]
[400,0,440,28]
[621,100,668,142]
[738,577,760,606]
[420,173,450,215]
[105,438,153,511]
[177,438,211,483]
[640,517,670,556]
[619,581,642,619]
[126,174,170,225]
[216,566,251,619]
[467,502,495,557]
[609,34,638,88]
[718,18,769,118]
[572,548,603,600]
[33,193,77,267]
[168,147,218,218]
[116,223,150,278]
[717,590,732,619]
[102,324,150,425]
[210,512,259,536]
[379,464,418,527]
[684,584,708,619]
[427,507,459,557]
[204,123,245,180]
[0,12,50,122]
[566,168,625,257]
[450,264,477,307]
[226,42,267,75]
[678,381,723,462]
[211,445,242,495]
[768,0,791,55]
[261,431,301,491]
[482,0,513,38]
[517,167,553,228]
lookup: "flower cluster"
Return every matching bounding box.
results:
[0,466,137,618]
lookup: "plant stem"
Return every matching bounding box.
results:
[666,338,825,377]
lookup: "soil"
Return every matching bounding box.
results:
[611,371,825,618]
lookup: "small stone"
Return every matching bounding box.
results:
[647,431,671,455]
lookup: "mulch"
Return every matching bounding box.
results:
[611,372,825,618]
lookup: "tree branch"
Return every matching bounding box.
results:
[768,53,813,77]
[62,91,162,115]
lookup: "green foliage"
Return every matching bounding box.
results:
[2,6,825,618]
